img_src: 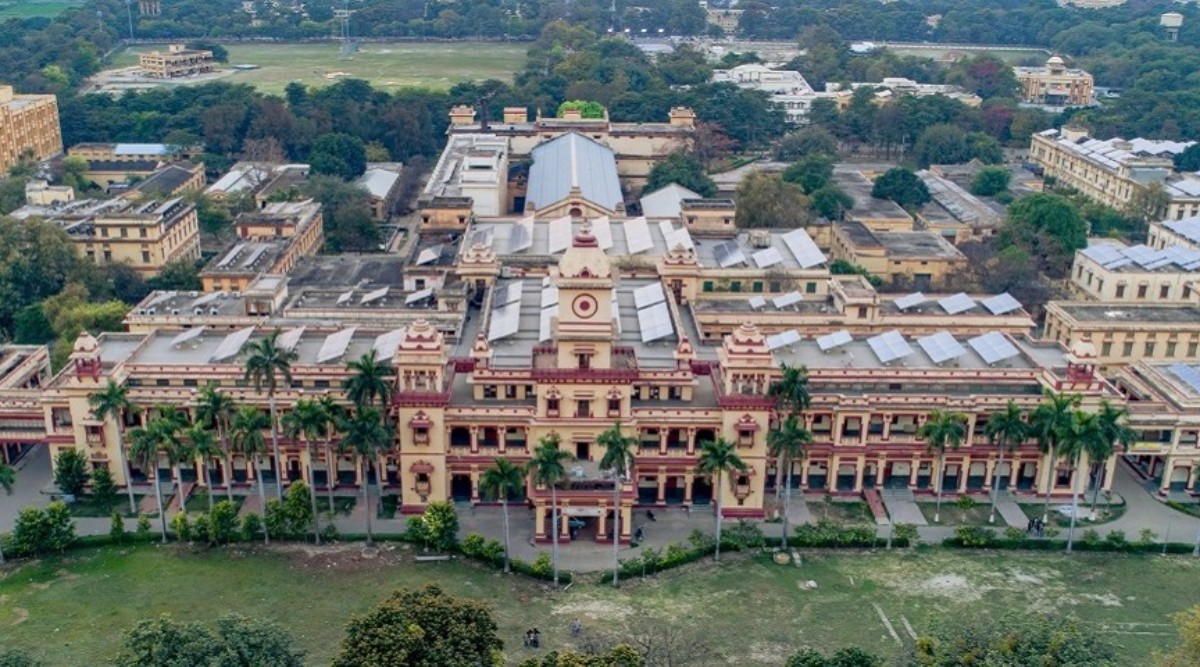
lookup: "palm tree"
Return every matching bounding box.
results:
[243,329,297,500]
[283,398,329,544]
[343,351,393,410]
[983,401,1028,524]
[1030,391,1080,522]
[1,461,14,563]
[185,423,221,511]
[917,409,968,523]
[767,364,812,502]
[479,457,526,573]
[598,423,637,587]
[1061,411,1104,552]
[1091,401,1135,516]
[529,433,573,586]
[195,385,237,502]
[231,405,272,544]
[317,395,344,509]
[695,437,748,561]
[128,417,179,543]
[768,414,812,549]
[89,380,140,515]
[338,407,392,546]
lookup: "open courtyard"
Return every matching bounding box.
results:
[0,542,1195,665]
[101,41,528,94]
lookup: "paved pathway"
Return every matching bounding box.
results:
[880,488,928,526]
[990,491,1029,529]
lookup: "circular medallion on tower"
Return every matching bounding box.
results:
[572,294,598,318]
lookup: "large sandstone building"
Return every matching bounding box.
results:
[0,85,62,173]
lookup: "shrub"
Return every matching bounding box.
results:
[208,500,239,545]
[320,522,339,543]
[415,501,459,552]
[722,520,765,550]
[530,552,553,579]
[171,512,191,541]
[92,466,118,510]
[1137,528,1158,547]
[110,510,127,543]
[893,523,919,545]
[192,514,211,544]
[136,514,152,537]
[53,449,89,497]
[241,512,263,541]
[954,525,997,548]
[1044,525,1061,539]
[1104,530,1127,548]
[461,533,487,558]
[1004,526,1026,541]
[688,529,715,551]
[793,520,877,547]
[7,502,76,557]
[1079,529,1102,547]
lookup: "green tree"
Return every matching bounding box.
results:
[782,154,834,194]
[282,398,329,544]
[734,172,811,228]
[516,645,643,666]
[298,176,381,252]
[917,409,968,523]
[13,305,54,345]
[1030,391,1080,523]
[231,405,272,544]
[809,186,854,221]
[557,100,606,118]
[913,124,970,168]
[343,350,393,411]
[597,422,637,586]
[186,41,230,63]
[1060,410,1104,552]
[317,395,344,510]
[53,448,89,496]
[309,133,368,180]
[114,614,304,667]
[969,167,1011,196]
[1125,182,1171,224]
[417,501,460,552]
[775,126,839,161]
[147,260,202,292]
[966,132,1003,164]
[60,155,92,192]
[906,612,1116,666]
[1157,605,1200,667]
[128,417,180,543]
[871,167,930,208]
[529,433,572,586]
[332,585,502,667]
[207,500,239,545]
[1174,144,1200,172]
[788,647,883,667]
[983,401,1027,524]
[644,152,717,198]
[695,437,747,561]
[0,217,89,336]
[768,414,812,548]
[92,465,118,511]
[337,407,392,545]
[0,650,40,667]
[185,423,220,512]
[0,462,13,563]
[478,457,526,573]
[244,329,297,501]
[998,193,1086,277]
[195,385,237,503]
[8,501,75,557]
[1090,401,1134,517]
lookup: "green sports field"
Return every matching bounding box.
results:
[108,42,528,94]
[0,0,82,19]
[0,543,1195,665]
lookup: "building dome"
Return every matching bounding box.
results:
[557,221,612,280]
[72,331,100,355]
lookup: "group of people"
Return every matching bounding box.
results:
[522,628,542,648]
[1026,517,1047,537]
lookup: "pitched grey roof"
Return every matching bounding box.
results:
[526,132,622,211]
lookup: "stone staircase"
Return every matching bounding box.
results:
[863,489,890,525]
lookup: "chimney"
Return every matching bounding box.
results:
[668,107,696,128]
[449,105,477,126]
[503,107,528,124]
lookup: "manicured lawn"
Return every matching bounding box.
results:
[919,500,996,526]
[106,42,528,94]
[0,0,82,19]
[316,496,357,515]
[883,44,1048,63]
[808,498,875,524]
[0,544,1195,665]
[67,495,146,518]
[1019,499,1128,528]
[183,490,245,513]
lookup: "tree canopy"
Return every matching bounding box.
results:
[904,612,1117,667]
[969,167,1011,196]
[997,192,1088,277]
[309,133,368,181]
[644,152,717,198]
[871,168,931,208]
[735,172,811,228]
[113,614,304,667]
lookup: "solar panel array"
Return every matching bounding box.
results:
[507,218,534,254]
[624,217,653,254]
[360,286,389,305]
[240,245,268,268]
[277,327,305,352]
[170,326,206,347]
[192,292,222,308]
[216,243,246,269]
[469,227,494,249]
[405,287,435,305]
[749,296,767,310]
[752,247,783,268]
[658,221,693,250]
[209,326,256,362]
[538,307,556,342]
[938,293,976,315]
[1081,242,1200,272]
[336,290,354,306]
[416,244,443,266]
[487,302,521,342]
[816,330,853,352]
[894,292,927,310]
[636,302,674,342]
[540,285,559,308]
[633,282,666,310]
[592,216,614,251]
[547,216,573,254]
[917,331,967,364]
[372,328,407,359]
[968,332,1020,365]
[772,291,803,309]
[765,330,802,351]
[611,289,622,334]
[781,229,826,268]
[1168,363,1200,393]
[713,240,746,268]
[981,292,1021,315]
[316,328,356,363]
[867,330,914,364]
[494,281,525,306]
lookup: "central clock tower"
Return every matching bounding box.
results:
[553,222,616,370]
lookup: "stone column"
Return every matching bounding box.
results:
[659,430,668,456]
[684,472,694,504]
[875,457,886,486]
[853,456,865,493]
[656,475,666,503]
[470,470,480,502]
[470,427,479,454]
[621,506,633,539]
[686,428,697,456]
[534,504,546,540]
[597,509,608,540]
[909,456,920,487]
[1009,457,1021,488]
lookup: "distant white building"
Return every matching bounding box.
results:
[711,64,826,124]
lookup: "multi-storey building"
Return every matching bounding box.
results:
[1013,57,1094,107]
[138,44,217,78]
[1029,127,1200,220]
[1044,301,1200,372]
[915,169,1003,244]
[355,164,404,221]
[711,64,820,124]
[1070,241,1200,304]
[201,201,324,292]
[1113,362,1200,496]
[830,221,966,289]
[0,85,62,173]
[1148,218,1200,251]
[0,345,51,465]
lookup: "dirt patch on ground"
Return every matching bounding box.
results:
[551,597,635,622]
[10,607,28,625]
[744,642,793,664]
